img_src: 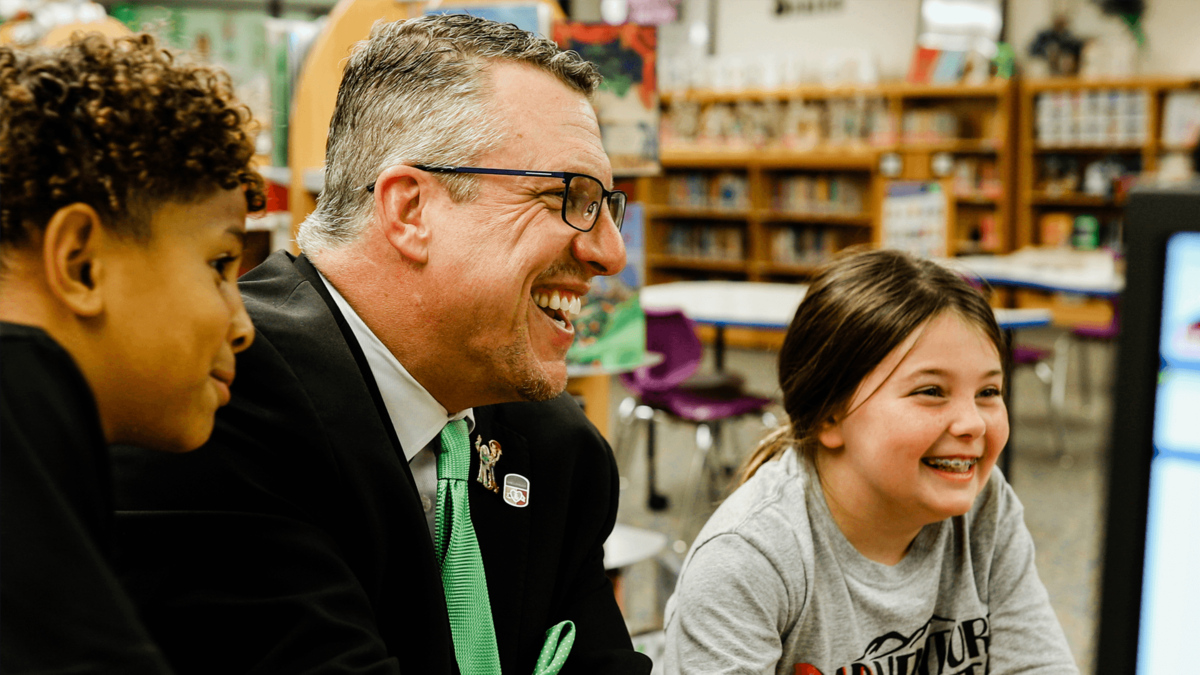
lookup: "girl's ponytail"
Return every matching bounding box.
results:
[736,422,795,485]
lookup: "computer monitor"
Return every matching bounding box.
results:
[1096,183,1200,673]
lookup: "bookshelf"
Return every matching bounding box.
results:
[1011,76,1200,326]
[1016,77,1200,250]
[643,79,1017,284]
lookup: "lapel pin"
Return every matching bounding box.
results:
[502,474,529,508]
[474,435,502,493]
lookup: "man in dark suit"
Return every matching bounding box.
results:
[112,14,650,675]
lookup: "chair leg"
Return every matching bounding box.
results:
[1077,339,1093,412]
[646,416,669,511]
[1050,332,1071,414]
[610,397,638,477]
[682,423,716,537]
[1044,335,1071,465]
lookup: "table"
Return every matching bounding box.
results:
[602,523,668,615]
[951,250,1125,299]
[641,280,1050,364]
[640,281,807,371]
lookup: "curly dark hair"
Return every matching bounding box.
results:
[0,32,265,246]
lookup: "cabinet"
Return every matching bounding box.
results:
[1016,77,1200,249]
[642,79,1017,284]
[638,150,878,284]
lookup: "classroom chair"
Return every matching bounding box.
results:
[614,308,775,512]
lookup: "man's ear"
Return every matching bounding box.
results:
[816,415,845,451]
[373,166,433,264]
[41,203,106,317]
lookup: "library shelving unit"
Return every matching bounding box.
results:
[1015,76,1200,325]
[641,78,1017,286]
[1017,76,1200,250]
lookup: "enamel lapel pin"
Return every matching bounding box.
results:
[474,435,502,493]
[503,474,529,508]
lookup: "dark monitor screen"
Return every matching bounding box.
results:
[1096,184,1200,673]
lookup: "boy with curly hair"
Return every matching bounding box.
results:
[0,32,265,672]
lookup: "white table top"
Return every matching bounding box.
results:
[641,280,1051,331]
[640,281,809,330]
[603,524,668,570]
[950,249,1125,297]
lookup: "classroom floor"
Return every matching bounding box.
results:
[607,325,1112,674]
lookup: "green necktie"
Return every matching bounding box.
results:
[437,419,502,675]
[436,420,576,675]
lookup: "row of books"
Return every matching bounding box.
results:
[769,227,841,266]
[1039,212,1122,251]
[1037,154,1141,198]
[773,174,867,215]
[667,172,750,210]
[900,110,963,144]
[661,98,897,151]
[664,224,745,261]
[952,158,1003,199]
[1035,90,1149,146]
[661,99,1001,151]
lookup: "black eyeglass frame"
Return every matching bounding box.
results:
[365,165,626,233]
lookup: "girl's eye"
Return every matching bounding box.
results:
[978,386,1003,399]
[913,386,943,397]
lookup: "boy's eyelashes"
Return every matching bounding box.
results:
[210,253,241,277]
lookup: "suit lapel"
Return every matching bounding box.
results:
[238,253,454,671]
[470,406,533,666]
[240,253,414,488]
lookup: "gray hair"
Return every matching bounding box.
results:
[297,13,602,254]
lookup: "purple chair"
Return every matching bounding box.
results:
[617,308,774,511]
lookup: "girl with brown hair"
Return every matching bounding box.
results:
[663,249,1077,674]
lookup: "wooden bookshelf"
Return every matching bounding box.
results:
[1015,76,1200,249]
[645,78,1018,284]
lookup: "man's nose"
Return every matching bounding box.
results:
[572,211,626,276]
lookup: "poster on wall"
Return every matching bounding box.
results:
[882,181,948,259]
[567,203,646,371]
[424,3,551,37]
[553,22,660,177]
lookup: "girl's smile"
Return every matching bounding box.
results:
[816,310,1009,563]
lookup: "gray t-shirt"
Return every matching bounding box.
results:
[663,448,1078,675]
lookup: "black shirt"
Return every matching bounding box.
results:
[0,322,171,674]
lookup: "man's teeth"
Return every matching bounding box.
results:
[533,290,582,318]
[922,457,977,473]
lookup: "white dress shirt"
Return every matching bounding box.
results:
[317,271,473,540]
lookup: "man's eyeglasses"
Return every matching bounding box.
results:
[366,165,627,233]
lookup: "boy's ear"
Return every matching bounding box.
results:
[42,203,106,317]
[373,166,433,264]
[816,416,845,451]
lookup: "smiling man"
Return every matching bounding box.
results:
[111,14,650,675]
